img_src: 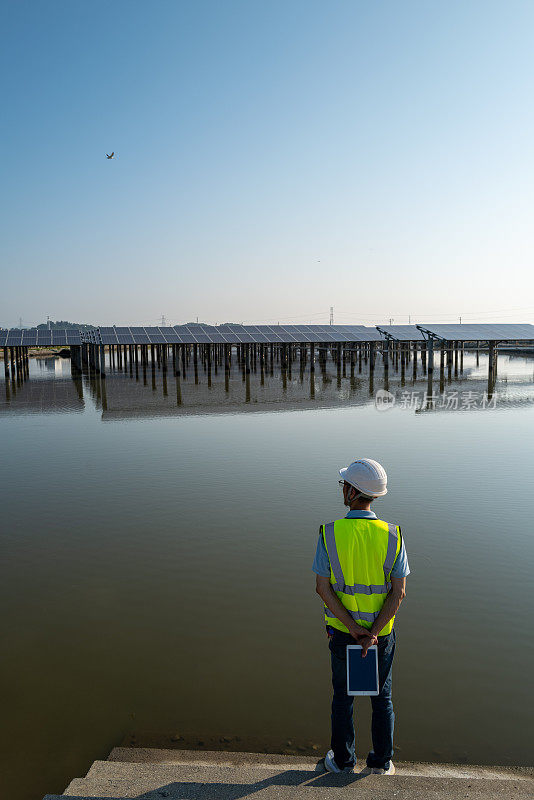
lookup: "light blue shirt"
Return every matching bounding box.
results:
[312,509,410,578]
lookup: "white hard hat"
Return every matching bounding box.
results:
[339,458,388,498]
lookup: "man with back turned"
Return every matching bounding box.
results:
[313,458,409,774]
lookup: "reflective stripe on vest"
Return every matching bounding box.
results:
[324,520,398,595]
[325,607,379,623]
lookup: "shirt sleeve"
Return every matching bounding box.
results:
[312,529,331,577]
[390,529,410,578]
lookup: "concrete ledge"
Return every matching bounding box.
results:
[108,746,534,781]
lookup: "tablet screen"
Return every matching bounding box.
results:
[346,645,379,695]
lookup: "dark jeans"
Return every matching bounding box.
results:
[328,627,396,770]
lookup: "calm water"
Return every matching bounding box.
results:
[1,349,534,800]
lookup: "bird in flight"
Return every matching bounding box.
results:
[106,152,115,159]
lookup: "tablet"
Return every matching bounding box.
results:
[346,645,379,695]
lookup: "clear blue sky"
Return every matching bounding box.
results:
[1,0,533,327]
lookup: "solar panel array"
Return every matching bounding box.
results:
[376,325,426,341]
[2,323,534,347]
[0,328,82,347]
[417,323,534,341]
[96,324,383,345]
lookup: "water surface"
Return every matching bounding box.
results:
[1,349,533,800]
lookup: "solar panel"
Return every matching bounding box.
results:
[101,334,118,345]
[100,327,115,335]
[377,326,426,341]
[144,327,161,335]
[130,327,146,334]
[417,323,534,341]
[117,334,134,344]
[132,334,150,344]
[276,331,298,342]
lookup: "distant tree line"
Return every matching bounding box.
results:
[35,320,95,330]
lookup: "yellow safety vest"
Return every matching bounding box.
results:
[321,518,401,637]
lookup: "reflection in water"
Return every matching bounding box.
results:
[2,348,534,417]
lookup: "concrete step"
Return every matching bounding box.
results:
[107,746,534,780]
[43,749,533,800]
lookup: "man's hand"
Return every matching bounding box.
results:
[359,631,377,657]
[347,622,377,656]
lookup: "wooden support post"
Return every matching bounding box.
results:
[383,341,389,371]
[487,341,496,397]
[100,346,106,376]
[426,337,434,401]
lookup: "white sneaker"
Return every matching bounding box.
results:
[323,750,354,773]
[324,750,342,773]
[371,762,395,775]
